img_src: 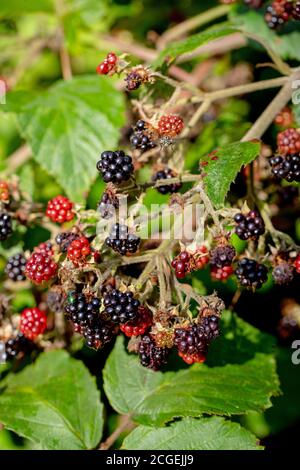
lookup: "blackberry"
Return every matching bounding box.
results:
[174,324,208,357]
[46,195,75,224]
[83,319,116,349]
[96,52,117,75]
[210,245,236,268]
[234,210,265,240]
[278,316,299,340]
[120,306,152,337]
[157,115,184,137]
[211,265,233,281]
[130,120,156,153]
[0,181,9,201]
[201,315,220,342]
[103,289,140,324]
[5,253,26,281]
[96,150,134,183]
[105,223,140,255]
[98,191,119,219]
[293,1,300,19]
[274,107,294,128]
[55,231,79,252]
[125,71,143,91]
[272,262,295,284]
[295,254,300,273]
[34,241,54,256]
[138,334,169,370]
[269,154,300,182]
[152,168,182,195]
[264,0,293,29]
[235,258,268,288]
[0,211,12,241]
[277,128,300,155]
[20,307,47,340]
[25,252,57,284]
[171,251,191,279]
[65,291,101,328]
[67,236,91,264]
[194,246,210,270]
[5,333,33,360]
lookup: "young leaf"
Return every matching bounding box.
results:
[0,350,103,450]
[201,141,261,208]
[3,76,125,202]
[122,417,262,450]
[103,329,279,426]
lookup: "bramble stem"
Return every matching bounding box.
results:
[99,414,133,450]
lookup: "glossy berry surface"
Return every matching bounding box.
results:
[67,236,91,264]
[83,320,116,350]
[65,291,101,328]
[277,128,300,155]
[120,306,152,337]
[295,255,300,273]
[269,154,300,182]
[138,334,170,370]
[235,258,268,289]
[55,231,79,252]
[98,191,119,219]
[96,52,117,75]
[0,212,12,241]
[152,168,182,195]
[97,150,134,183]
[272,262,294,285]
[20,307,47,340]
[46,195,75,224]
[5,333,33,360]
[264,0,294,28]
[34,241,54,256]
[234,210,265,240]
[171,251,191,279]
[130,120,155,153]
[5,253,26,281]
[103,289,140,324]
[210,245,236,268]
[25,252,57,284]
[211,265,233,281]
[157,115,184,137]
[105,223,140,255]
[194,246,210,269]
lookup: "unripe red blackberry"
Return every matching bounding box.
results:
[105,223,140,255]
[234,210,265,240]
[294,254,300,273]
[235,258,268,289]
[120,306,152,337]
[96,52,117,75]
[34,241,54,256]
[269,154,300,182]
[0,211,12,241]
[5,253,26,281]
[20,307,47,340]
[152,168,182,195]
[171,251,191,279]
[46,195,75,224]
[103,289,140,324]
[25,252,57,284]
[97,150,134,183]
[67,236,91,264]
[194,246,210,270]
[277,128,300,155]
[178,351,206,365]
[138,334,170,370]
[55,231,79,252]
[211,265,234,281]
[157,115,184,137]
[210,244,236,268]
[272,262,295,285]
[0,181,9,201]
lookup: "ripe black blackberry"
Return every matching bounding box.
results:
[55,231,79,252]
[103,289,140,324]
[65,291,101,328]
[201,315,221,341]
[0,211,12,241]
[174,324,208,356]
[269,154,300,182]
[98,191,119,219]
[5,333,33,360]
[83,319,116,349]
[138,334,170,370]
[152,168,182,195]
[234,210,265,240]
[130,120,156,153]
[210,245,236,268]
[235,258,268,288]
[5,253,26,281]
[105,223,140,255]
[272,262,294,285]
[96,150,134,183]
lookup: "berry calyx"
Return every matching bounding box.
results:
[277,128,300,155]
[234,210,265,240]
[235,257,268,289]
[103,289,140,324]
[20,307,47,340]
[96,150,134,183]
[0,211,12,241]
[25,252,57,284]
[5,253,26,282]
[105,223,140,255]
[120,306,152,337]
[67,236,91,264]
[152,168,182,195]
[157,115,184,137]
[138,334,170,370]
[211,265,234,281]
[46,195,75,224]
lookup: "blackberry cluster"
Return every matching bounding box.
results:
[130,120,155,153]
[152,168,182,195]
[98,191,119,219]
[0,211,12,241]
[269,155,300,182]
[138,334,170,370]
[171,251,191,279]
[83,321,116,349]
[272,262,295,285]
[277,128,300,155]
[55,231,79,252]
[120,307,152,337]
[5,253,26,281]
[96,150,134,183]
[235,258,268,288]
[264,0,294,29]
[210,245,236,268]
[105,223,140,255]
[234,210,265,240]
[5,333,33,360]
[103,289,140,324]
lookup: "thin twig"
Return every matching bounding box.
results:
[5,145,31,174]
[99,414,133,450]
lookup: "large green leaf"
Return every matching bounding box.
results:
[0,0,53,15]
[103,317,279,426]
[0,350,103,450]
[201,141,261,208]
[154,23,237,68]
[4,76,125,202]
[122,417,262,450]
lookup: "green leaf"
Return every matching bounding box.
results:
[122,417,262,450]
[0,350,103,450]
[0,0,53,15]
[201,141,261,208]
[4,76,125,202]
[103,330,279,426]
[154,23,237,68]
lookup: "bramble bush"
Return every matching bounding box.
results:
[0,0,300,451]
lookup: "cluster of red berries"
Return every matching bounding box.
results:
[211,265,234,281]
[96,52,118,75]
[265,0,300,29]
[277,128,300,155]
[157,115,184,138]
[0,181,9,201]
[67,236,91,264]
[19,307,47,340]
[46,195,75,224]
[25,251,57,284]
[171,251,192,279]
